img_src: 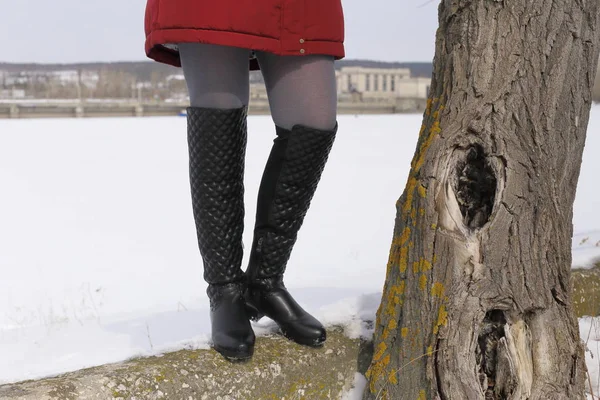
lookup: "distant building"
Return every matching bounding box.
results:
[336,66,431,101]
[47,70,99,88]
[0,88,26,99]
[0,69,99,90]
[246,66,431,103]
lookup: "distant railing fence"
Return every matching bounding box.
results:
[0,98,427,119]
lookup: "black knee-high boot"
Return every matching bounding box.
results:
[187,106,254,361]
[244,123,337,347]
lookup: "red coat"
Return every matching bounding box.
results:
[144,0,345,70]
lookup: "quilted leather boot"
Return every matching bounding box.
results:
[187,106,255,361]
[244,123,337,347]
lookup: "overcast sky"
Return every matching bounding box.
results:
[0,0,439,64]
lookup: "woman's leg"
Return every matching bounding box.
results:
[179,43,254,361]
[179,43,250,108]
[244,53,338,347]
[255,52,337,130]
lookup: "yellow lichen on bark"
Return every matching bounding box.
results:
[419,274,428,291]
[365,353,391,394]
[425,97,437,117]
[385,248,396,274]
[412,128,438,171]
[412,258,433,274]
[430,120,442,135]
[431,282,445,297]
[399,226,411,246]
[387,226,412,274]
[403,177,418,216]
[382,318,398,340]
[373,342,387,362]
[433,305,448,335]
[399,246,409,273]
[421,259,432,271]
[411,103,443,173]
[387,231,404,274]
[413,260,421,274]
[411,208,418,225]
[388,370,398,385]
[384,281,405,317]
[425,100,432,116]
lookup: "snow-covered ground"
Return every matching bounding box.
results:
[0,109,599,397]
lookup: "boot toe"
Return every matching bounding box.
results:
[247,282,328,347]
[280,317,327,347]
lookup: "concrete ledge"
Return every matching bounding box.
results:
[0,327,373,400]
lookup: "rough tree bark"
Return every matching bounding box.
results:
[364,1,600,399]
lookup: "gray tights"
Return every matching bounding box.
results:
[179,43,337,130]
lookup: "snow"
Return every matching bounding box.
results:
[342,373,368,400]
[582,317,600,399]
[0,108,599,396]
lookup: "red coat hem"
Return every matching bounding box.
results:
[145,28,345,69]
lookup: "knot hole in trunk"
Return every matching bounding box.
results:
[453,144,496,229]
[476,310,507,399]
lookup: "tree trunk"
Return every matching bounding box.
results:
[594,62,600,102]
[364,1,600,399]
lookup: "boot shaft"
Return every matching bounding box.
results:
[248,123,337,280]
[187,107,248,285]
